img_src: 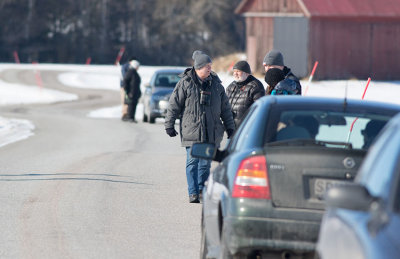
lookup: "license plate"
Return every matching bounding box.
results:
[313,178,346,200]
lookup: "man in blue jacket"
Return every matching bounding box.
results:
[263,50,302,95]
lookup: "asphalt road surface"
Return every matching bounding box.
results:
[0,68,203,259]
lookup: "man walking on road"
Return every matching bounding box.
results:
[164,50,235,203]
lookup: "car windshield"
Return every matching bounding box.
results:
[266,110,391,150]
[154,73,180,87]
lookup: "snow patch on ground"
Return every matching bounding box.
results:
[0,116,35,148]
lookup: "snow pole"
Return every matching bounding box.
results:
[85,57,91,65]
[13,51,20,64]
[361,77,371,100]
[303,61,318,96]
[32,61,43,90]
[346,77,372,142]
[115,46,125,65]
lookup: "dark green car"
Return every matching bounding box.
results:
[192,96,400,259]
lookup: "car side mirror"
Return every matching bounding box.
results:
[191,143,216,160]
[325,183,373,211]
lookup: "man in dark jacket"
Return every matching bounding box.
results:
[122,60,141,122]
[226,60,265,128]
[263,50,302,95]
[119,56,136,119]
[164,51,235,203]
[265,68,299,95]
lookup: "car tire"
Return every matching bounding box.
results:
[149,115,156,124]
[143,113,148,122]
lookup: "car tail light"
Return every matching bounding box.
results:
[232,155,270,199]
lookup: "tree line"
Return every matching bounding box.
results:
[0,0,244,66]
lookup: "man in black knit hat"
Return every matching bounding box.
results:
[226,60,265,128]
[165,50,235,203]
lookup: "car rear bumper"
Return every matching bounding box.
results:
[223,215,319,255]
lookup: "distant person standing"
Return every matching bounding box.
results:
[263,50,302,95]
[164,50,235,203]
[122,59,141,122]
[120,56,136,120]
[226,60,265,128]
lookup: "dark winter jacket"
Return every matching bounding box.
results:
[165,68,235,147]
[266,66,302,95]
[120,62,130,87]
[271,78,298,95]
[123,67,141,102]
[226,75,265,127]
[283,66,302,95]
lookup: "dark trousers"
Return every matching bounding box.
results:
[127,98,139,120]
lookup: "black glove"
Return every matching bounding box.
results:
[166,128,178,137]
[227,129,234,139]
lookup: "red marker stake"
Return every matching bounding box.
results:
[115,47,125,65]
[361,77,371,100]
[303,61,318,96]
[32,61,43,90]
[347,77,372,141]
[13,51,20,64]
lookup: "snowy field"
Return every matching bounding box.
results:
[1,63,400,147]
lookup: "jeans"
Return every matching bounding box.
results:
[186,147,211,196]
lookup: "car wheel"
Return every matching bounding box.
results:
[200,221,208,259]
[149,115,156,124]
[143,113,148,122]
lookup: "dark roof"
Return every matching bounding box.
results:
[236,0,400,18]
[259,96,400,113]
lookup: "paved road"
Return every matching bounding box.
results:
[0,68,202,259]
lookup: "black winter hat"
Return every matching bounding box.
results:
[233,60,251,74]
[192,50,212,69]
[264,67,285,88]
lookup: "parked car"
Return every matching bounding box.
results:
[316,112,400,259]
[191,96,400,259]
[141,68,184,123]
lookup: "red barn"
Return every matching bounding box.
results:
[235,0,400,80]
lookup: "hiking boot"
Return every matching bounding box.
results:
[189,194,200,203]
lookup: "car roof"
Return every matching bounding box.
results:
[258,96,400,111]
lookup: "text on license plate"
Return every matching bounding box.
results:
[313,178,346,200]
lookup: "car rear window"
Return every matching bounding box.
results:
[265,110,392,150]
[155,73,180,87]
